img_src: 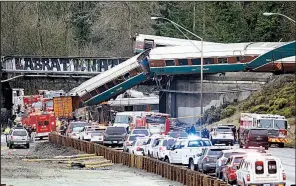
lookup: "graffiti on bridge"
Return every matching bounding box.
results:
[2,56,129,73]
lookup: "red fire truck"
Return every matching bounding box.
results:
[135,112,170,135]
[21,112,56,139]
[239,113,289,148]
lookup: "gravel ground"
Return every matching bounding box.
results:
[33,141,83,159]
[1,139,183,186]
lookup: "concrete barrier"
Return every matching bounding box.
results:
[48,133,230,186]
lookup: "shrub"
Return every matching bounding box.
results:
[275,98,288,109]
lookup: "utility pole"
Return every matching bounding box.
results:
[193,2,196,32]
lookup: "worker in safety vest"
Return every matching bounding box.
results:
[4,126,11,142]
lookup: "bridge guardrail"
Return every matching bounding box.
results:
[48,133,230,186]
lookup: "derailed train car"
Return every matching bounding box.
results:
[69,49,151,106]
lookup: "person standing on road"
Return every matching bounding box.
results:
[31,126,37,142]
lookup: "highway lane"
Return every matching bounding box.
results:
[269,147,295,186]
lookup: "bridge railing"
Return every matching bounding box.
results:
[48,133,230,186]
[1,56,129,75]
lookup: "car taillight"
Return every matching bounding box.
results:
[283,173,286,180]
[136,147,141,151]
[247,174,250,181]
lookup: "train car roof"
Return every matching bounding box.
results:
[70,54,141,95]
[148,41,290,60]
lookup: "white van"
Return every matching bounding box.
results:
[236,152,286,186]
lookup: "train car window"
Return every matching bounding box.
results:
[165,60,175,66]
[204,58,214,64]
[144,39,154,50]
[114,77,124,84]
[90,89,98,97]
[178,59,188,66]
[236,56,240,62]
[135,67,143,73]
[124,73,130,80]
[156,44,166,47]
[218,58,228,64]
[81,93,91,101]
[98,85,107,93]
[191,58,201,65]
[106,81,115,89]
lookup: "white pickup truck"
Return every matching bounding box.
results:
[164,137,212,168]
[209,126,234,146]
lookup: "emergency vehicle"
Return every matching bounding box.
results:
[21,112,56,139]
[240,113,289,148]
[236,150,286,186]
[135,112,170,135]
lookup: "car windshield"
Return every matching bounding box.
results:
[114,115,130,124]
[260,119,273,128]
[73,127,83,132]
[146,116,166,124]
[129,136,139,141]
[169,132,188,138]
[45,100,53,107]
[70,123,89,130]
[132,130,149,136]
[225,152,245,158]
[201,140,212,146]
[208,149,223,156]
[32,101,42,109]
[274,120,287,130]
[233,157,244,165]
[163,139,176,146]
[136,139,147,146]
[91,129,105,133]
[216,127,232,133]
[13,130,27,136]
[188,140,203,147]
[250,129,268,135]
[106,127,126,134]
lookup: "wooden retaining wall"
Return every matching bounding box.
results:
[49,133,229,186]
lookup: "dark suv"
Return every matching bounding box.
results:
[239,128,269,150]
[103,127,127,147]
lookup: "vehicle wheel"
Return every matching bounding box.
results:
[164,157,170,163]
[239,143,243,148]
[230,143,234,146]
[279,143,284,148]
[189,159,196,171]
[201,165,206,174]
[245,145,249,149]
[265,146,269,150]
[219,171,224,180]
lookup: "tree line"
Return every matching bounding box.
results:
[1,2,295,57]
